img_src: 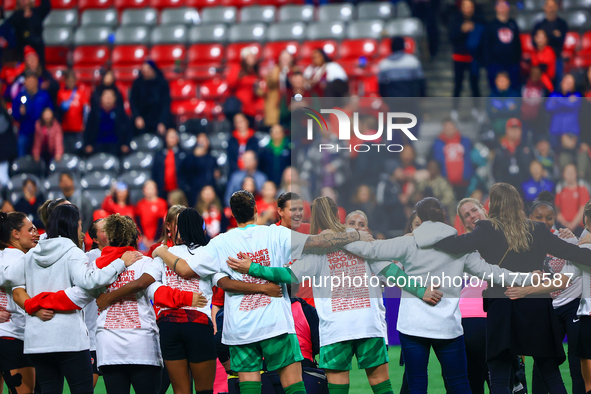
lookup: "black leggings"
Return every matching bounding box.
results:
[462,318,489,394]
[532,299,585,394]
[488,351,566,394]
[101,364,162,394]
[29,350,94,394]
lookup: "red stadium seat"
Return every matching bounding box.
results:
[262,41,299,61]
[171,99,215,119]
[520,33,535,59]
[50,0,78,9]
[339,39,378,61]
[220,0,255,6]
[170,79,197,100]
[580,31,591,55]
[73,67,102,83]
[45,46,70,66]
[226,43,262,63]
[199,78,228,100]
[377,37,416,58]
[186,0,220,6]
[73,45,111,67]
[187,44,224,66]
[149,0,183,10]
[78,0,113,10]
[112,45,148,66]
[150,44,186,79]
[47,65,69,80]
[4,0,15,10]
[563,32,580,58]
[114,0,149,10]
[300,40,338,62]
[185,66,222,80]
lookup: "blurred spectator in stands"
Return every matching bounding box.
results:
[584,66,591,98]
[225,150,267,206]
[449,0,485,119]
[484,0,521,91]
[521,66,547,141]
[151,128,186,199]
[349,184,377,229]
[227,113,259,175]
[130,60,172,136]
[487,71,520,138]
[278,166,311,203]
[350,115,385,186]
[1,200,15,212]
[167,189,188,208]
[57,70,89,152]
[378,36,425,98]
[196,185,225,238]
[84,88,131,157]
[91,69,125,113]
[264,50,297,129]
[303,48,347,97]
[557,133,591,184]
[256,181,278,225]
[521,160,555,203]
[58,171,93,231]
[555,163,589,234]
[181,132,218,206]
[225,46,263,126]
[6,0,50,65]
[259,124,290,187]
[14,177,43,228]
[101,181,135,219]
[0,52,25,104]
[532,0,567,83]
[0,89,16,186]
[320,187,346,223]
[300,121,348,198]
[397,144,420,204]
[136,179,168,250]
[376,168,406,233]
[281,71,308,129]
[531,29,556,92]
[409,0,439,58]
[413,160,457,223]
[546,73,582,149]
[493,118,535,190]
[32,107,63,166]
[430,118,474,199]
[533,136,560,182]
[11,46,59,104]
[13,70,52,157]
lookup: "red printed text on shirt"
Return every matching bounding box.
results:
[327,250,371,313]
[104,270,141,329]
[239,249,272,312]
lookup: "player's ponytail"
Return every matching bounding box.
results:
[177,208,209,252]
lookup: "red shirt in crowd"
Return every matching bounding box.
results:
[226,63,261,118]
[101,195,136,219]
[57,84,89,133]
[555,184,589,225]
[531,46,556,92]
[164,149,178,193]
[136,197,168,242]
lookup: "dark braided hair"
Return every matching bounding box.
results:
[176,208,209,253]
[104,214,138,248]
[0,212,27,249]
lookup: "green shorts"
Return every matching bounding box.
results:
[319,337,389,371]
[229,333,304,372]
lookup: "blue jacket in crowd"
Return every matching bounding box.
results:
[12,89,52,136]
[545,92,582,136]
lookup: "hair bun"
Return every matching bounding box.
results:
[536,190,554,203]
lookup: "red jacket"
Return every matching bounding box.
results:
[531,46,556,92]
[227,63,261,117]
[57,84,89,133]
[31,120,64,161]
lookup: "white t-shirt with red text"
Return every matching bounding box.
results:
[144,244,214,322]
[196,224,309,346]
[290,246,389,348]
[0,248,26,340]
[83,248,102,351]
[94,256,162,368]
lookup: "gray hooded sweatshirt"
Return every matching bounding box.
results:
[0,237,126,354]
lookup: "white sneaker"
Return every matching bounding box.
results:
[450,109,459,122]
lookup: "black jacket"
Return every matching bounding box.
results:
[435,220,591,361]
[14,194,44,229]
[181,152,218,206]
[84,103,131,149]
[129,64,172,135]
[532,17,568,57]
[448,8,486,60]
[0,106,16,163]
[493,143,535,191]
[6,0,50,64]
[151,147,188,199]
[91,83,126,115]
[484,18,522,66]
[291,297,320,358]
[226,135,260,175]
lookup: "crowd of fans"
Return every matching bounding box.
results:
[0,0,590,245]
